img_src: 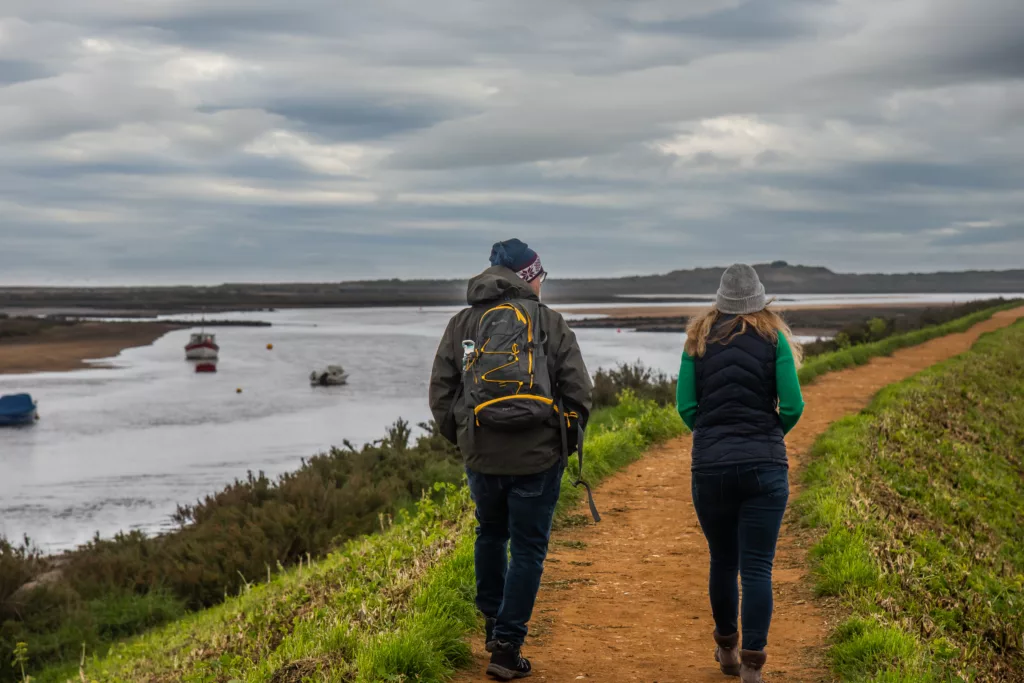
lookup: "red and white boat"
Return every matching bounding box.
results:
[185,332,219,361]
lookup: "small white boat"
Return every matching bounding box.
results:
[185,332,219,361]
[310,365,349,386]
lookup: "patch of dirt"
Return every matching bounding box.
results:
[454,307,1024,682]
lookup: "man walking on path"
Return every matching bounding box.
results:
[430,239,593,680]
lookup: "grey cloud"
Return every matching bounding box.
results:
[932,224,1024,247]
[0,59,52,85]
[625,0,824,41]
[1,0,1024,282]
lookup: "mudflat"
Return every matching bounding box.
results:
[0,322,180,375]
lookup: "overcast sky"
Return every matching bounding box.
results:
[1,0,1022,284]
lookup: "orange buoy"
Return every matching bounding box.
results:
[266,343,274,350]
[236,388,243,394]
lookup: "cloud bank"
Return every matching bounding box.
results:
[1,0,1022,283]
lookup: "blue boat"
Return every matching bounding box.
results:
[0,394,38,426]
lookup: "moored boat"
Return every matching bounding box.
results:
[310,365,349,386]
[0,394,38,427]
[185,332,219,360]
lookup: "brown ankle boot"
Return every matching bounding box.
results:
[740,649,767,683]
[713,631,741,676]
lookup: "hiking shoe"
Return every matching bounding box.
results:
[713,630,741,676]
[740,649,767,683]
[485,617,497,652]
[486,641,532,680]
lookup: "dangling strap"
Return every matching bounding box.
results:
[440,383,464,445]
[559,399,600,523]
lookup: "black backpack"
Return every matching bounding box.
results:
[459,299,600,522]
[462,300,554,430]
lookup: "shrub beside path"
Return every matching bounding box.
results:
[455,306,1024,683]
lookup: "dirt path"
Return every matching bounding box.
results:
[456,307,1024,682]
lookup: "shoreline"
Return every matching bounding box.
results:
[562,300,939,319]
[0,322,183,375]
[567,302,969,336]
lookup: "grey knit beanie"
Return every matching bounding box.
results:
[716,264,767,315]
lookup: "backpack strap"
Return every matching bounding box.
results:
[558,398,601,523]
[440,383,464,445]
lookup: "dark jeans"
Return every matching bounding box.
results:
[466,461,564,646]
[691,463,789,652]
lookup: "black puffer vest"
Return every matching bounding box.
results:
[691,321,787,471]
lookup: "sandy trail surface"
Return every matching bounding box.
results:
[456,306,1024,682]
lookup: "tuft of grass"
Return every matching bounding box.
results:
[809,528,880,598]
[355,540,476,682]
[830,617,930,682]
[797,301,1021,385]
[798,318,1024,681]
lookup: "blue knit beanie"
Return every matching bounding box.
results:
[489,239,544,282]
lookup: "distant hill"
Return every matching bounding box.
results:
[545,262,1024,302]
[2,263,1023,313]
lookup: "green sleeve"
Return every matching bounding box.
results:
[676,351,697,431]
[776,332,805,434]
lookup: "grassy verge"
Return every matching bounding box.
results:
[1,422,464,681]
[33,484,473,683]
[37,393,683,682]
[797,301,1020,385]
[796,319,1024,681]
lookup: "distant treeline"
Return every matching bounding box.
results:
[3,262,1024,312]
[0,315,72,340]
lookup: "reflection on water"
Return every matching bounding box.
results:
[0,306,686,552]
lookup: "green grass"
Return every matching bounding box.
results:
[797,318,1024,681]
[32,483,473,683]
[36,393,684,682]
[797,301,1021,385]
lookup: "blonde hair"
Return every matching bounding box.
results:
[684,305,803,366]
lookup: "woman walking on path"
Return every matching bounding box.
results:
[676,264,805,682]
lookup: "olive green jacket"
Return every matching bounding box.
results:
[429,266,593,475]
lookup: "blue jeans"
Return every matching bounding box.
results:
[691,464,789,652]
[466,461,564,646]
